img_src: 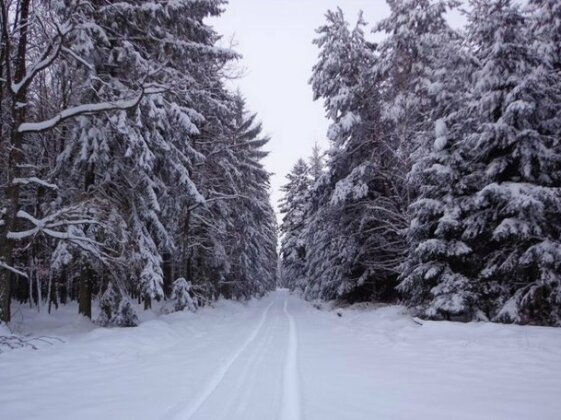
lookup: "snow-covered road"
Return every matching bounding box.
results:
[1,290,561,420]
[166,297,296,420]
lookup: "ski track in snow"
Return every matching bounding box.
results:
[279,297,302,420]
[168,300,275,420]
[229,313,277,418]
[170,292,302,420]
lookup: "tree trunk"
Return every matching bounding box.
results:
[163,252,173,298]
[78,265,93,318]
[184,210,192,281]
[144,295,152,310]
[59,272,68,305]
[78,163,95,318]
[0,269,11,322]
[0,0,31,323]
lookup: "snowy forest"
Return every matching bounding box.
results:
[0,0,278,326]
[1,0,560,332]
[1,1,561,419]
[280,0,561,327]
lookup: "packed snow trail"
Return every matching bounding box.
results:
[2,290,561,420]
[167,297,290,420]
[167,300,275,419]
[279,298,302,420]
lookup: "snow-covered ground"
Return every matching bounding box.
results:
[1,290,560,420]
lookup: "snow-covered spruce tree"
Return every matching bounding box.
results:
[98,282,139,327]
[459,0,561,325]
[308,143,325,183]
[280,159,311,292]
[221,93,278,299]
[398,39,479,320]
[280,145,325,293]
[394,1,483,319]
[55,0,238,318]
[301,173,346,301]
[306,8,405,302]
[373,1,464,309]
[0,0,152,322]
[527,0,561,73]
[171,278,197,312]
[306,8,370,301]
[168,94,232,305]
[167,90,277,302]
[374,0,460,172]
[372,0,464,298]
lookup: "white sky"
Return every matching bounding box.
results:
[211,1,466,213]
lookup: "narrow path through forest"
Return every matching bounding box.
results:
[168,294,301,420]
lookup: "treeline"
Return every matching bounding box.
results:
[0,0,278,326]
[280,0,561,326]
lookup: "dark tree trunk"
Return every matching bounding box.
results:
[59,272,68,305]
[78,266,93,318]
[182,210,192,281]
[0,0,31,322]
[144,295,152,310]
[78,163,95,318]
[163,252,173,298]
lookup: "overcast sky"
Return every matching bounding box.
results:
[212,1,466,213]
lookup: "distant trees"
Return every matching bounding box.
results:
[281,0,561,326]
[0,0,277,325]
[221,94,278,299]
[280,159,311,292]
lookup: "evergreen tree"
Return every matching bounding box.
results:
[308,143,325,182]
[306,7,407,302]
[222,94,278,298]
[399,45,478,319]
[280,159,311,291]
[57,0,236,317]
[307,9,381,301]
[0,0,279,325]
[459,0,561,325]
[396,1,479,319]
[527,0,561,72]
[374,0,460,170]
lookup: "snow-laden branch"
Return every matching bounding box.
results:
[18,83,167,134]
[61,46,95,71]
[18,94,144,133]
[11,21,72,95]
[187,193,252,211]
[6,208,116,266]
[0,261,28,279]
[12,177,58,190]
[7,209,102,244]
